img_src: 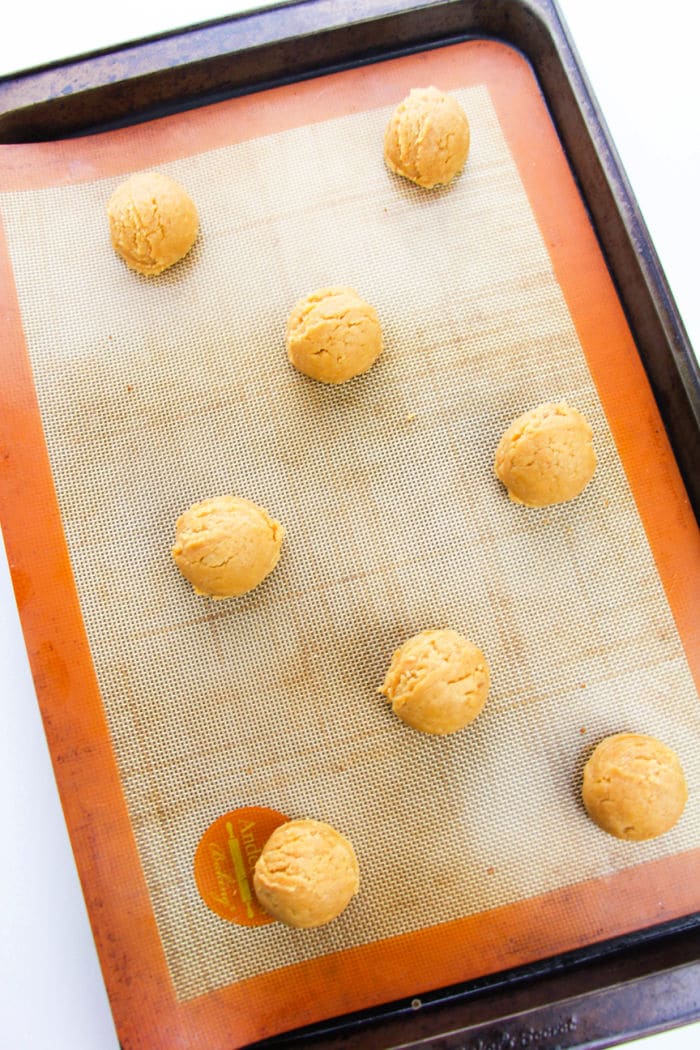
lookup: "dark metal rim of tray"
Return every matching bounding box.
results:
[1,2,699,1048]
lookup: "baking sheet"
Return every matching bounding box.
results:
[1,39,698,1049]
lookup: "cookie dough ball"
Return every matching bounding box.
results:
[494,402,597,508]
[107,171,198,275]
[286,287,382,384]
[253,819,360,928]
[582,733,688,841]
[172,495,284,599]
[380,628,490,735]
[384,86,471,189]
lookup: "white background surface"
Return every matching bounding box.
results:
[1,2,698,1048]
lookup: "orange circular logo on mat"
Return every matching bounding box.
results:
[194,806,288,925]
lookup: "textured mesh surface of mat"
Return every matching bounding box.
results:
[2,84,698,1000]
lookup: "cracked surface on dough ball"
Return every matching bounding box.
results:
[171,495,284,599]
[582,733,687,841]
[383,86,471,189]
[107,171,199,275]
[253,819,360,928]
[380,628,490,735]
[494,402,597,508]
[286,286,383,384]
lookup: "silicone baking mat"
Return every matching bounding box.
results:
[1,39,699,1050]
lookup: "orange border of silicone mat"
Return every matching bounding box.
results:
[1,40,699,1050]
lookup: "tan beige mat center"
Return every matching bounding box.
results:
[1,81,698,1003]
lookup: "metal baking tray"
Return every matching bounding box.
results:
[1,2,698,1048]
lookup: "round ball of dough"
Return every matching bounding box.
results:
[253,819,360,928]
[171,495,284,599]
[286,286,382,384]
[380,628,490,735]
[384,86,471,189]
[582,733,687,841]
[107,171,199,275]
[494,402,597,508]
